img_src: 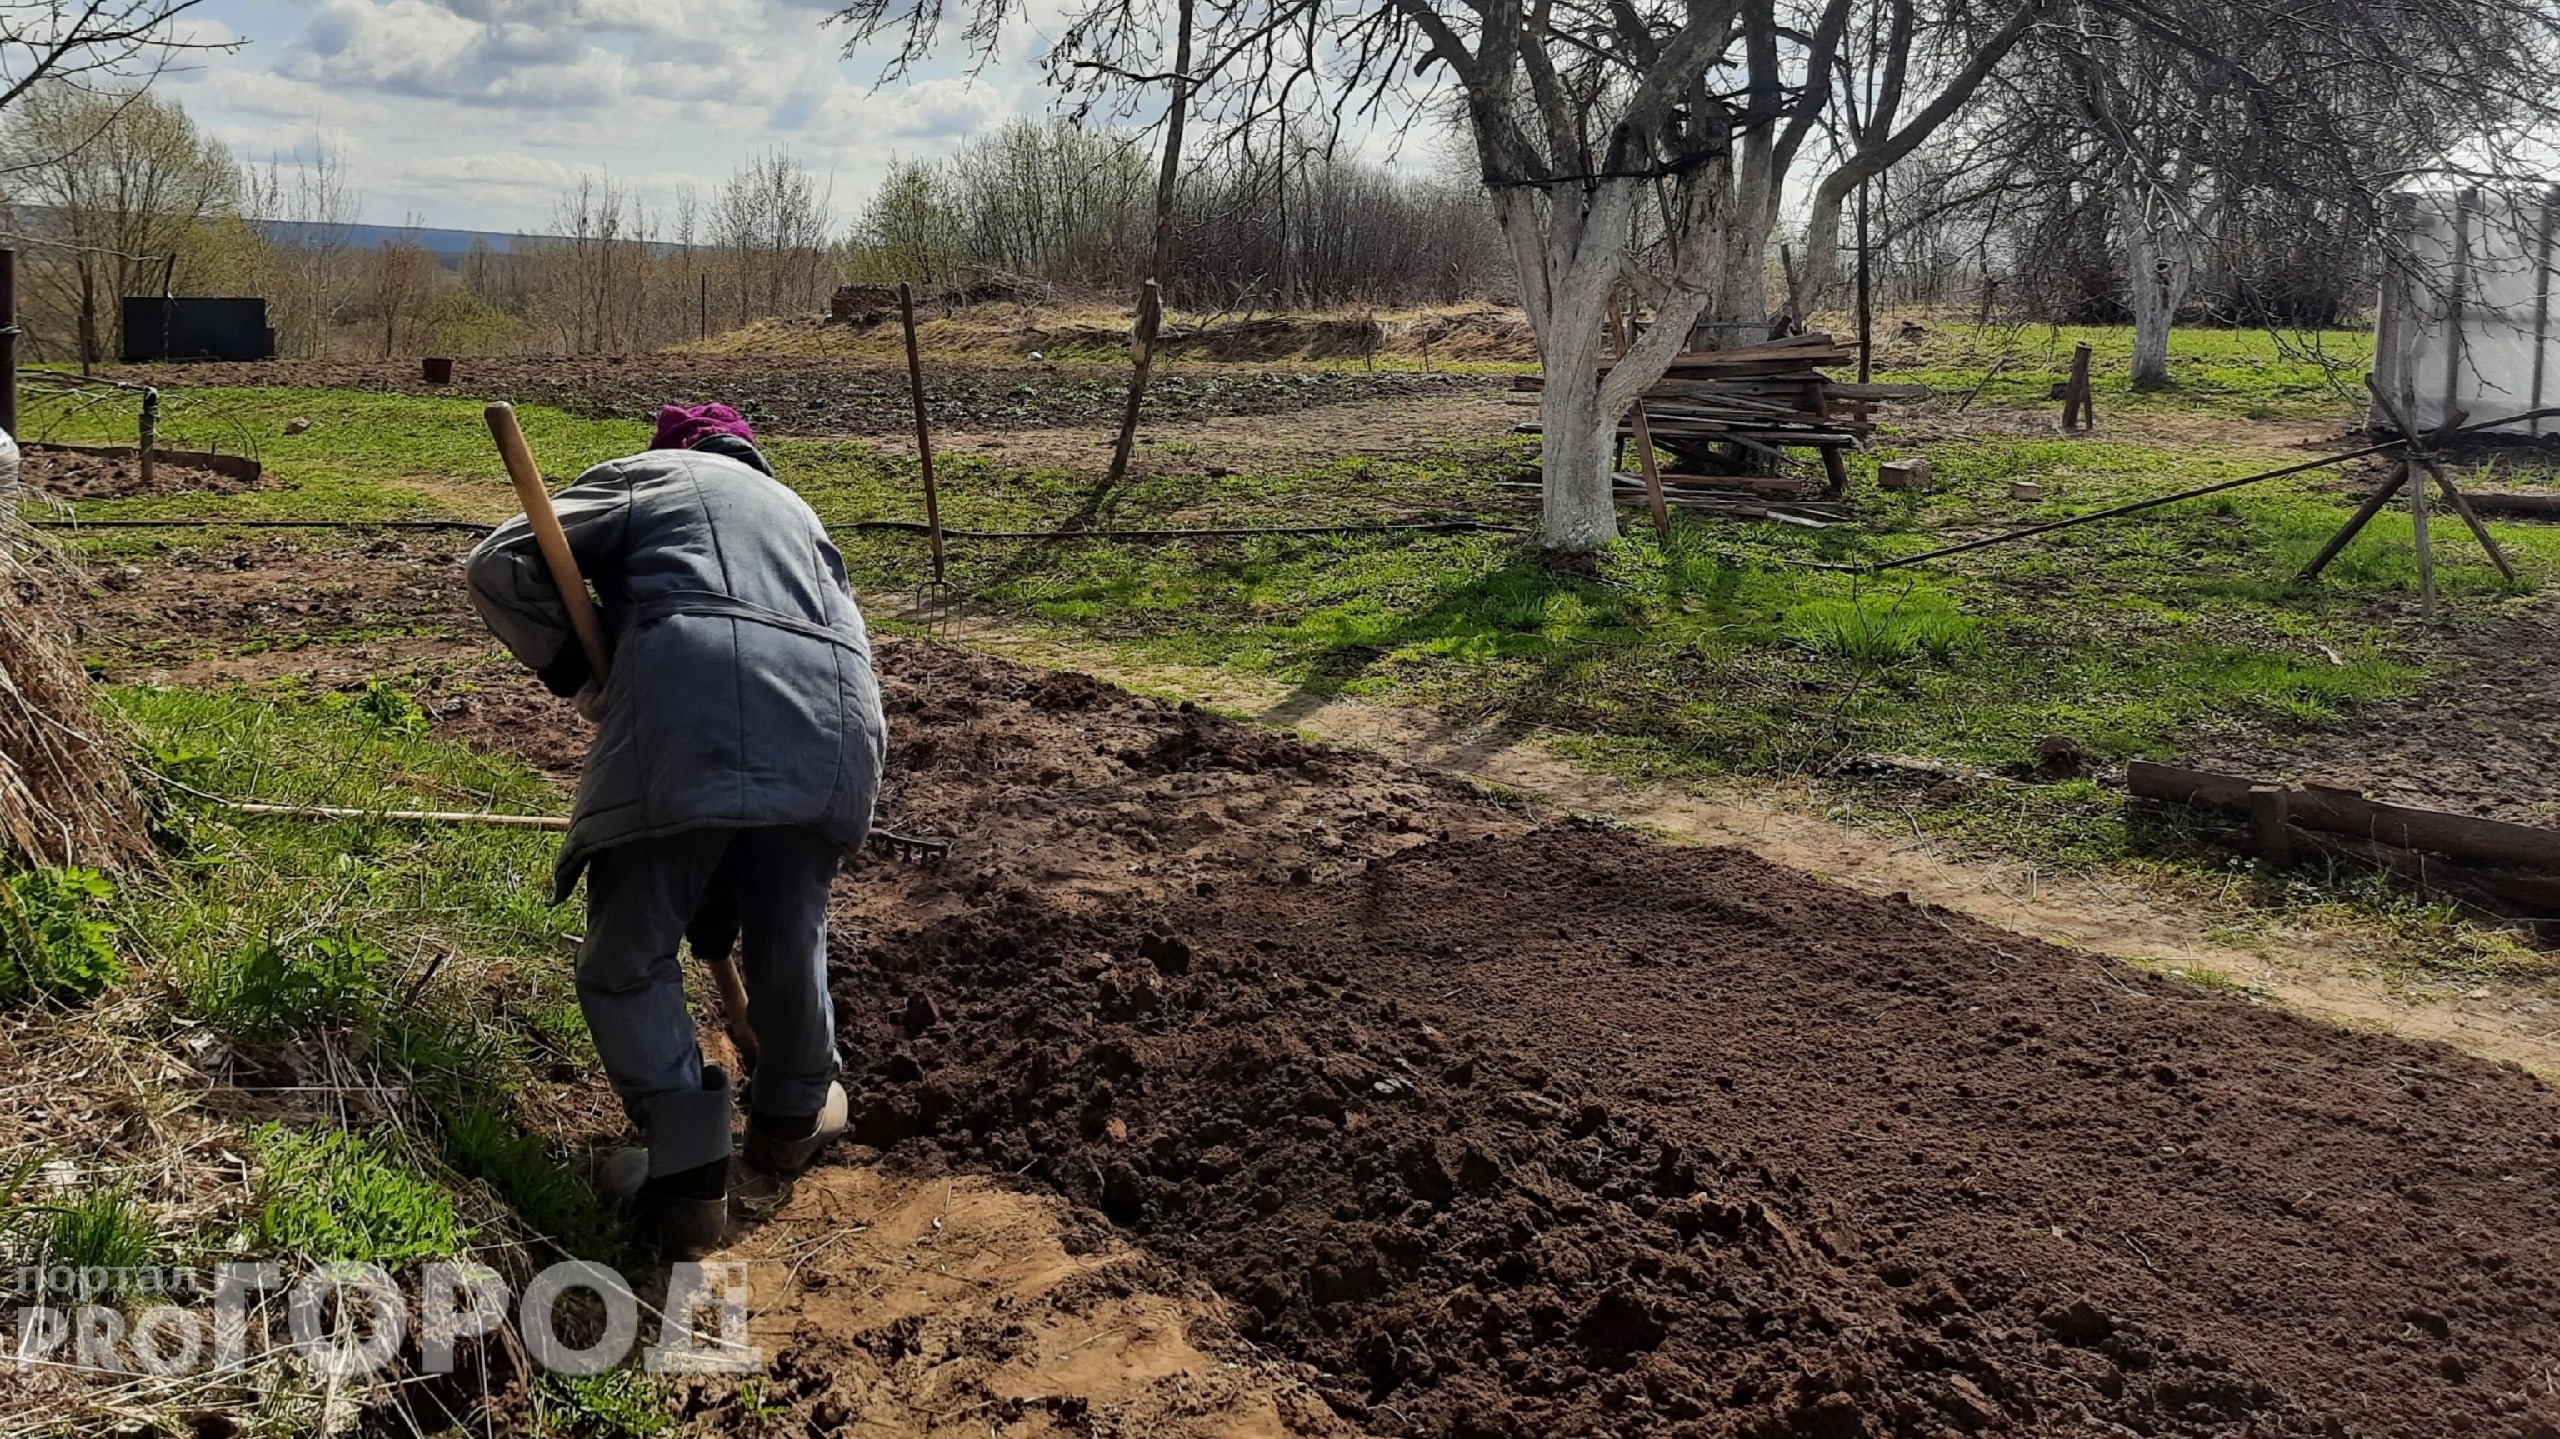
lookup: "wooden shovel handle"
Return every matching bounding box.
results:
[485,402,612,690]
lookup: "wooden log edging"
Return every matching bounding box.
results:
[24,441,262,484]
[2127,760,2560,870]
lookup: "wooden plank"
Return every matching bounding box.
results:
[2463,491,2560,517]
[1654,473,1826,494]
[1610,299,1671,543]
[2127,760,2560,869]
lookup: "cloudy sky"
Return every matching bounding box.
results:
[162,0,1063,234]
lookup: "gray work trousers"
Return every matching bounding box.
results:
[578,825,844,1178]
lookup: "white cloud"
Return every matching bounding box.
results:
[156,0,1048,229]
[167,59,392,127]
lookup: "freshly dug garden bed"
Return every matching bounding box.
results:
[21,444,262,501]
[811,640,2560,1439]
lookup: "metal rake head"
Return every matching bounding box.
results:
[913,577,960,634]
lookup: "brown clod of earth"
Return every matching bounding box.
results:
[2035,734,2090,779]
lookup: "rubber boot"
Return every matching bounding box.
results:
[600,1066,735,1259]
[742,1081,848,1177]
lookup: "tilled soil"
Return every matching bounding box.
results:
[68,533,492,686]
[112,356,1497,439]
[760,641,2560,1439]
[20,447,262,501]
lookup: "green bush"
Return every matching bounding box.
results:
[340,682,429,736]
[0,868,121,1004]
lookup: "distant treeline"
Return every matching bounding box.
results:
[839,119,1512,312]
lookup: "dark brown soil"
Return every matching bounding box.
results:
[111,355,1497,439]
[780,641,2560,1439]
[2190,597,2560,827]
[70,532,491,685]
[21,447,261,501]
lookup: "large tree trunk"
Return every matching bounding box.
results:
[1687,215,1773,348]
[1490,171,1723,555]
[1536,282,1621,551]
[2124,198,2194,390]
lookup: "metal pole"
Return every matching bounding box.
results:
[2531,188,2555,441]
[2442,189,2474,429]
[0,248,19,437]
[1855,177,1873,384]
[698,270,708,342]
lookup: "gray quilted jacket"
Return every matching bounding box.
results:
[465,442,886,900]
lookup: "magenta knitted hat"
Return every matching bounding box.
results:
[650,402,756,452]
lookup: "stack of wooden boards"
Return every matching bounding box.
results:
[1510,332,1927,508]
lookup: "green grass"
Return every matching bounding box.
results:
[250,1125,468,1264]
[536,1369,678,1437]
[20,383,648,525]
[27,1187,158,1302]
[93,683,636,1286]
[1873,321,2374,419]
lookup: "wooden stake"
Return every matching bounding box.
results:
[1609,301,1672,542]
[137,387,158,492]
[2248,785,2293,869]
[2062,342,2095,430]
[2410,440,2436,619]
[897,282,947,586]
[1105,0,1193,487]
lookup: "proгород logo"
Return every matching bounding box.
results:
[8,1260,760,1379]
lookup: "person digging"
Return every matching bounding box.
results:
[466,402,887,1257]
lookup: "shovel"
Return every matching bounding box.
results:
[484,402,762,1073]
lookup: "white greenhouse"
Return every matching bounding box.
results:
[2370,188,2560,436]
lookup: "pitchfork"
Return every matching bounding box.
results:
[898,282,957,632]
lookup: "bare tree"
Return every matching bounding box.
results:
[243,148,359,357]
[0,0,233,118]
[712,150,839,325]
[359,225,437,359]
[540,174,646,354]
[0,83,240,366]
[832,0,2041,554]
[1968,0,2560,386]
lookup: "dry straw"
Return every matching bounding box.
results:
[0,516,150,871]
